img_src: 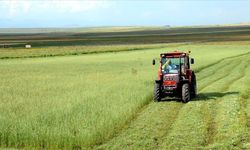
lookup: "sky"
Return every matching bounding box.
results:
[0,0,250,28]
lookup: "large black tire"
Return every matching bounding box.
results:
[191,73,197,98]
[182,83,190,103]
[154,83,161,102]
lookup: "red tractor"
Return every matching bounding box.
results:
[152,51,197,103]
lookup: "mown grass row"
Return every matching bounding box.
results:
[99,53,250,150]
[0,43,249,149]
[98,55,248,149]
[154,58,244,149]
[160,54,250,149]
[204,58,249,149]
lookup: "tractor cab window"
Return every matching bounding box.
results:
[161,57,184,74]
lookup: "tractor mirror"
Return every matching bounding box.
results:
[152,59,156,65]
[191,58,194,64]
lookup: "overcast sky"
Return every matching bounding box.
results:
[0,0,250,28]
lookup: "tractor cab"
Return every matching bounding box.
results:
[152,51,196,103]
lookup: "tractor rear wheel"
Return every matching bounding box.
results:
[191,73,197,98]
[182,83,190,103]
[154,83,161,102]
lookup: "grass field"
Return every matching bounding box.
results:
[0,43,186,59]
[0,40,250,149]
[1,25,250,48]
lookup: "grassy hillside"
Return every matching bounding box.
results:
[0,42,249,149]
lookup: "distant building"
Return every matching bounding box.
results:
[1,44,9,48]
[25,45,31,48]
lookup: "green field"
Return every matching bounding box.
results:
[1,25,250,49]
[0,26,250,149]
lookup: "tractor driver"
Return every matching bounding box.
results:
[162,59,173,73]
[162,59,171,72]
[162,59,178,74]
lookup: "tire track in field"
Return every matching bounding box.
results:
[199,56,246,92]
[98,58,237,149]
[196,51,250,83]
[198,58,240,91]
[157,58,244,149]
[152,54,248,149]
[97,102,184,150]
[156,53,250,149]
[154,55,246,148]
[97,52,250,149]
[195,51,250,74]
[199,55,250,148]
[159,54,249,148]
[234,64,250,148]
[201,59,247,146]
[216,57,250,148]
[222,61,248,92]
[196,60,232,81]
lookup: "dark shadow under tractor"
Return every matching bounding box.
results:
[152,51,197,103]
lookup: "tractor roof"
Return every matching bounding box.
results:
[160,51,189,57]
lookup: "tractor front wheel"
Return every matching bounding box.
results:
[182,83,190,103]
[154,83,161,102]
